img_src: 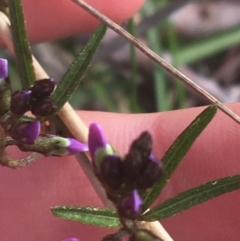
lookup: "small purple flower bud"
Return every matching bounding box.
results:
[0,58,8,79]
[118,190,143,219]
[47,136,88,156]
[130,131,152,158]
[122,149,145,181]
[88,123,113,169]
[135,153,163,189]
[31,97,57,116]
[17,135,88,156]
[100,154,123,190]
[88,123,107,158]
[62,238,79,241]
[10,121,41,143]
[10,90,32,115]
[30,78,55,98]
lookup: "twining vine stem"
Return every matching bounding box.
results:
[72,0,240,125]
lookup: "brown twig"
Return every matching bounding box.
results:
[72,0,240,126]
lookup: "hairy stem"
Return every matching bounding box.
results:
[0,128,40,168]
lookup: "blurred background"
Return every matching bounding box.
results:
[2,0,240,113]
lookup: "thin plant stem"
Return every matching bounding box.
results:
[161,0,184,108]
[71,0,240,125]
[1,152,41,168]
[128,18,139,113]
[166,19,186,109]
[0,129,41,168]
[148,29,169,111]
[142,0,170,111]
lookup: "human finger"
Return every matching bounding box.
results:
[1,104,240,240]
[17,0,145,44]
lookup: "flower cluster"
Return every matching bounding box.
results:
[88,123,163,219]
[1,57,163,239]
[0,58,88,162]
[10,78,56,116]
[88,123,163,240]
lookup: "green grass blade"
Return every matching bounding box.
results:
[52,24,106,110]
[142,0,170,111]
[143,105,217,209]
[51,206,119,228]
[128,18,141,113]
[141,175,240,221]
[166,20,186,109]
[177,27,240,65]
[8,0,35,89]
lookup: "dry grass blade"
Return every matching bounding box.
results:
[72,0,240,125]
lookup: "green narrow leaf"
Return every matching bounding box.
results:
[51,206,120,228]
[52,24,107,110]
[177,27,240,65]
[143,105,217,209]
[141,175,240,221]
[8,0,35,89]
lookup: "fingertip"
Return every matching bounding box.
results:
[22,0,145,43]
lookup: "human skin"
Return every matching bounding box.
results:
[1,1,240,241]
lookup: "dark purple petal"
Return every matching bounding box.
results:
[10,90,32,115]
[100,154,123,189]
[118,190,143,219]
[30,97,57,116]
[130,131,152,158]
[22,121,41,143]
[128,190,143,213]
[10,121,40,143]
[62,238,79,241]
[31,78,55,98]
[135,160,163,189]
[0,58,8,79]
[88,123,107,160]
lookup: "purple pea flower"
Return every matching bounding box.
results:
[134,152,163,189]
[47,136,89,156]
[11,120,41,143]
[88,123,107,158]
[124,190,143,213]
[21,121,41,143]
[10,90,32,115]
[100,154,123,189]
[30,77,55,98]
[62,238,79,241]
[88,123,114,170]
[118,190,143,219]
[0,58,8,79]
